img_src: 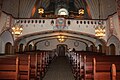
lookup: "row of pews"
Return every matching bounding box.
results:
[67,51,120,80]
[0,50,55,80]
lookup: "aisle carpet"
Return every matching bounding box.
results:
[43,56,75,80]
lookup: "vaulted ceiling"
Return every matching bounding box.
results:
[0,0,117,19]
[31,0,91,19]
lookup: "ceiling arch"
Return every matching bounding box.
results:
[25,35,94,47]
[15,30,105,48]
[15,30,100,43]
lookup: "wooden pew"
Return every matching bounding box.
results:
[116,64,120,80]
[0,50,53,80]
[77,52,104,80]
[41,51,48,77]
[18,52,40,80]
[93,58,118,80]
[30,53,38,80]
[18,54,30,80]
[17,50,52,79]
[83,55,120,80]
[73,53,80,79]
[21,51,41,80]
[83,55,94,80]
[111,64,116,80]
[0,55,19,80]
[37,52,43,79]
[37,51,53,79]
[93,56,120,80]
[77,52,109,79]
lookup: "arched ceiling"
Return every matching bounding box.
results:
[1,0,117,19]
[14,30,105,46]
[13,30,107,52]
[31,0,91,19]
[31,0,88,12]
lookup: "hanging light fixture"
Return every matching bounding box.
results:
[12,0,23,37]
[78,8,84,15]
[12,22,23,35]
[38,7,44,14]
[95,24,105,37]
[38,0,44,17]
[57,35,66,43]
[95,0,105,38]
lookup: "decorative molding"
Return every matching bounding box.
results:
[55,18,66,29]
[74,40,79,47]
[45,40,50,47]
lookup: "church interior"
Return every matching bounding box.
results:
[0,0,120,80]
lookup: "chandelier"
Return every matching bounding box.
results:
[38,7,44,14]
[38,1,44,16]
[79,8,84,15]
[12,21,23,36]
[12,0,23,37]
[95,0,105,38]
[57,35,66,43]
[95,22,105,37]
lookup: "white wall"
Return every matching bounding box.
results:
[106,13,120,40]
[36,39,87,51]
[0,12,8,32]
[0,31,14,54]
[107,36,120,55]
[19,18,106,37]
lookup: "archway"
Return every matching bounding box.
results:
[109,44,116,55]
[5,42,13,54]
[28,44,33,51]
[19,44,24,52]
[57,44,67,56]
[107,35,120,55]
[34,45,37,51]
[98,44,102,53]
[89,45,94,51]
[0,30,14,54]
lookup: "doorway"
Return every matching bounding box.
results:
[109,44,116,55]
[98,44,102,53]
[57,44,67,56]
[19,44,24,52]
[5,42,13,54]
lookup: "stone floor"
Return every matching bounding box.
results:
[43,56,75,80]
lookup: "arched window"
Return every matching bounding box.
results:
[58,8,69,15]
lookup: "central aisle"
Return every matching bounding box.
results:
[43,56,75,80]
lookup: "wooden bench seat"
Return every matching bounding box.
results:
[18,54,30,80]
[0,56,19,80]
[79,54,120,80]
[93,58,119,80]
[0,50,54,80]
